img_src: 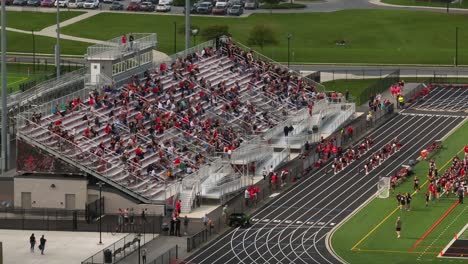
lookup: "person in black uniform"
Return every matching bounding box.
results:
[458,187,464,204]
[399,193,406,210]
[175,217,181,237]
[413,176,420,192]
[406,192,412,211]
[396,193,402,209]
[169,218,175,236]
[425,191,430,207]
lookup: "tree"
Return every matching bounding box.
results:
[200,25,230,41]
[246,24,278,52]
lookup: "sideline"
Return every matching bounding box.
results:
[350,145,466,250]
[352,248,439,255]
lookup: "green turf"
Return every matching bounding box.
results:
[61,10,468,64]
[1,11,84,31]
[2,31,88,55]
[332,121,468,264]
[382,0,468,9]
[2,63,56,93]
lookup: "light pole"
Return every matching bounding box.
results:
[173,21,177,54]
[1,0,8,174]
[56,0,61,78]
[287,33,292,68]
[191,29,199,46]
[32,30,36,74]
[185,0,190,49]
[137,239,141,264]
[97,182,105,245]
[455,26,459,67]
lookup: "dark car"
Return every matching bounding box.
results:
[196,2,212,13]
[5,0,14,5]
[228,213,250,227]
[13,0,28,5]
[109,0,123,9]
[40,0,55,6]
[139,1,155,11]
[228,4,242,15]
[212,5,227,15]
[126,1,140,10]
[27,0,41,6]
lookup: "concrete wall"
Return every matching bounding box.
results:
[14,177,88,209]
[88,189,164,215]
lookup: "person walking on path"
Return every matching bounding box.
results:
[175,217,181,237]
[395,217,402,238]
[141,208,147,224]
[222,204,229,225]
[30,233,36,253]
[202,214,209,227]
[183,215,189,235]
[141,248,147,264]
[39,235,46,255]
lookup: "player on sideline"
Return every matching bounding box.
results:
[395,217,402,238]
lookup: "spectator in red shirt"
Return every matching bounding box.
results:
[176,200,181,214]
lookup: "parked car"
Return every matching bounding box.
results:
[228,213,250,227]
[228,4,243,15]
[215,0,228,7]
[139,1,155,11]
[27,0,41,6]
[126,1,140,10]
[156,3,170,11]
[212,5,226,15]
[68,0,84,8]
[159,0,171,4]
[13,0,28,6]
[196,2,212,13]
[228,0,244,6]
[40,0,55,7]
[109,0,123,9]
[244,0,257,9]
[55,0,69,7]
[82,0,99,8]
[102,0,113,3]
[5,0,14,5]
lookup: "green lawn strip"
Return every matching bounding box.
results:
[332,121,468,264]
[2,31,88,55]
[61,10,468,64]
[2,11,84,31]
[382,0,468,9]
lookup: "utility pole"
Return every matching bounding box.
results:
[97,182,105,245]
[185,0,190,49]
[455,26,459,67]
[174,21,177,53]
[32,30,36,73]
[287,33,292,68]
[56,1,61,78]
[1,0,8,173]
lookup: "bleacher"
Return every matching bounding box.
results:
[17,37,350,207]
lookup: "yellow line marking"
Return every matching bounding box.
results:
[351,147,465,251]
[352,248,439,255]
[8,77,28,86]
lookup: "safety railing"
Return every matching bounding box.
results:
[165,39,216,63]
[86,33,157,59]
[321,103,356,134]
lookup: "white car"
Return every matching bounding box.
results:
[68,0,84,8]
[159,0,172,4]
[54,0,68,6]
[82,0,99,8]
[156,3,171,11]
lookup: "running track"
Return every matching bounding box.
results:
[185,90,467,264]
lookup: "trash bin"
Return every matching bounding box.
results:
[104,249,112,263]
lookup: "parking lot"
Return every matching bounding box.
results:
[6,0,263,17]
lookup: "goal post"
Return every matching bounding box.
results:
[376,176,391,198]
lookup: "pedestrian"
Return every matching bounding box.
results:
[129,34,134,50]
[169,217,175,236]
[141,248,147,264]
[458,187,464,204]
[395,217,402,238]
[129,208,135,224]
[406,192,412,211]
[413,176,420,192]
[262,167,267,181]
[202,214,208,227]
[175,217,181,237]
[207,218,214,234]
[183,215,189,236]
[121,34,127,46]
[244,188,250,207]
[30,233,36,253]
[222,204,229,225]
[176,200,182,215]
[141,208,147,224]
[39,235,46,255]
[284,126,289,137]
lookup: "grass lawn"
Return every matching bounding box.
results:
[2,31,88,55]
[1,11,84,31]
[382,0,468,9]
[332,120,468,264]
[321,78,378,104]
[2,63,56,93]
[61,10,468,64]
